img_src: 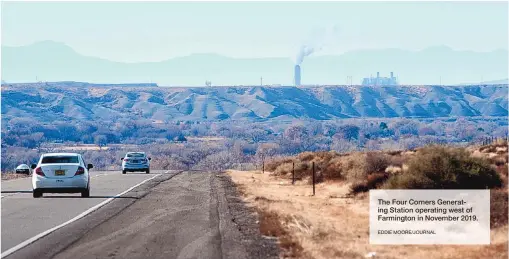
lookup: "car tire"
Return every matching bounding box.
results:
[122,170,126,174]
[33,190,42,198]
[146,169,150,174]
[81,188,90,198]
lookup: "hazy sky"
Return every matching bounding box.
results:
[2,1,508,63]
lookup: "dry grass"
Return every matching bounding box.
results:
[227,170,508,259]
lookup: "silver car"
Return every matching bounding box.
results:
[15,164,31,174]
[121,152,151,174]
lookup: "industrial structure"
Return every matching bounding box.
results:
[362,72,398,86]
[294,65,301,86]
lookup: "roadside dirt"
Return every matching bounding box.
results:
[1,173,30,181]
[48,171,279,259]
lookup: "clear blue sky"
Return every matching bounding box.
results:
[2,1,508,63]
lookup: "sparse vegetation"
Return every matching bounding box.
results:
[2,107,508,173]
[241,141,508,258]
[228,162,508,259]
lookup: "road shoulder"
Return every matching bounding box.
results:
[214,173,280,259]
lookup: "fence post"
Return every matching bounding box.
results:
[312,162,315,196]
[262,159,265,174]
[292,162,295,185]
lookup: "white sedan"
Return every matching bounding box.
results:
[31,153,93,198]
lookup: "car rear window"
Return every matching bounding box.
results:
[127,153,145,158]
[41,156,79,164]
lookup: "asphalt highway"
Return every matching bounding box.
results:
[1,170,279,259]
[1,170,168,253]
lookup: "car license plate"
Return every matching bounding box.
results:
[55,170,65,176]
[133,160,139,163]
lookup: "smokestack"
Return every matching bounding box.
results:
[294,65,301,86]
[377,72,380,79]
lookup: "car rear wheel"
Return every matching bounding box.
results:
[33,190,42,198]
[81,187,90,198]
[122,170,126,174]
[146,169,150,174]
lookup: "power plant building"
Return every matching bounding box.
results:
[362,72,398,86]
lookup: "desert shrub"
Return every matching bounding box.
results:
[312,151,338,161]
[349,172,389,194]
[480,139,508,153]
[385,165,402,174]
[350,181,369,194]
[383,145,503,189]
[274,161,310,179]
[491,189,508,228]
[339,153,367,181]
[365,152,390,173]
[306,169,324,184]
[265,156,294,172]
[366,172,390,189]
[389,155,406,167]
[492,156,507,166]
[386,150,403,156]
[274,162,294,175]
[297,152,315,162]
[321,157,343,180]
[496,164,508,188]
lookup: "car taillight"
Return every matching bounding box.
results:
[75,167,85,175]
[35,167,45,176]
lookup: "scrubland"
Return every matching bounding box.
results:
[227,140,508,259]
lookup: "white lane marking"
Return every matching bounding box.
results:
[1,171,167,258]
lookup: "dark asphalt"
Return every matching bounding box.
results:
[1,170,167,253]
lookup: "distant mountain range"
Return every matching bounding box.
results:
[2,41,508,86]
[1,84,507,123]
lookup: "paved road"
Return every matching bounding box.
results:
[1,170,169,253]
[2,171,279,259]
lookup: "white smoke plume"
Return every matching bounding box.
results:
[295,25,340,65]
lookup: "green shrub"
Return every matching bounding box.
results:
[383,145,502,189]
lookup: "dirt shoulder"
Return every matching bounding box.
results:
[1,173,30,181]
[227,170,508,259]
[51,171,278,259]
